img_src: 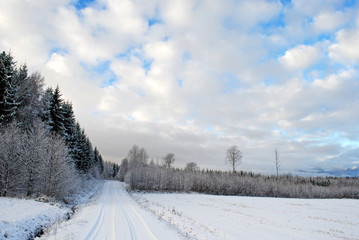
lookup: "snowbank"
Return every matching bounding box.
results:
[0,197,70,240]
[0,179,103,240]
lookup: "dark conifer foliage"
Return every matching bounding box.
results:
[62,101,78,158]
[0,51,19,124]
[94,147,104,175]
[40,88,54,126]
[0,51,105,200]
[62,101,76,140]
[14,66,44,129]
[49,86,65,135]
[98,154,104,174]
[103,161,120,179]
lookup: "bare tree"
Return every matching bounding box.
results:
[225,145,243,173]
[184,162,199,172]
[275,148,281,178]
[163,153,175,168]
[138,147,149,165]
[42,134,79,198]
[128,145,148,168]
[23,121,48,196]
[118,158,129,181]
[0,123,25,196]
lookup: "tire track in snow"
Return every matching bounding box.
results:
[85,181,158,240]
[84,186,108,240]
[114,181,158,240]
[44,181,181,240]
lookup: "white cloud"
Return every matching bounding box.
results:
[279,44,321,70]
[0,0,63,68]
[291,0,343,16]
[46,53,69,74]
[234,0,282,28]
[1,0,358,175]
[161,0,194,29]
[329,27,359,64]
[313,10,351,33]
[312,69,354,90]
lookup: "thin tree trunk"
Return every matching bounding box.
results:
[3,166,9,196]
[27,170,34,196]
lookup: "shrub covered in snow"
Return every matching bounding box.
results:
[125,165,359,199]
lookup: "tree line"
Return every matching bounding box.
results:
[118,145,359,199]
[0,51,104,200]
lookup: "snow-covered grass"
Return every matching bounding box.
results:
[130,191,359,240]
[0,178,103,240]
[65,177,103,207]
[0,197,70,240]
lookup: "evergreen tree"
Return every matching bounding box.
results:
[0,51,19,124]
[72,123,86,172]
[15,66,44,129]
[93,147,104,174]
[84,137,95,171]
[72,125,94,174]
[94,147,99,165]
[49,86,65,135]
[40,87,54,127]
[62,101,77,152]
[98,154,104,174]
[112,163,119,178]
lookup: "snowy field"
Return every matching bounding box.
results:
[2,181,358,240]
[0,197,70,240]
[131,191,359,240]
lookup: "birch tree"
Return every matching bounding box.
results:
[23,121,48,196]
[0,123,24,196]
[128,145,148,168]
[225,145,243,173]
[42,134,78,198]
[184,162,199,172]
[275,148,281,179]
[163,153,175,168]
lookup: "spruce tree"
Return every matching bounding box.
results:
[15,66,44,129]
[94,147,102,173]
[0,51,19,124]
[72,125,93,173]
[98,154,104,174]
[62,101,77,149]
[40,88,54,127]
[49,86,65,135]
[83,137,94,172]
[72,123,85,172]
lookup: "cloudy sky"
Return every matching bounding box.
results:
[1,0,359,175]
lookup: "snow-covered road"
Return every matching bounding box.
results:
[42,181,181,240]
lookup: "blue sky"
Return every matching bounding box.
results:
[1,0,358,175]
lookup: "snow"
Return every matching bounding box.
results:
[0,178,102,240]
[0,197,70,240]
[131,191,359,240]
[41,181,181,240]
[3,180,358,240]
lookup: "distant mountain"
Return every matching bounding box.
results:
[312,167,359,177]
[313,147,359,177]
